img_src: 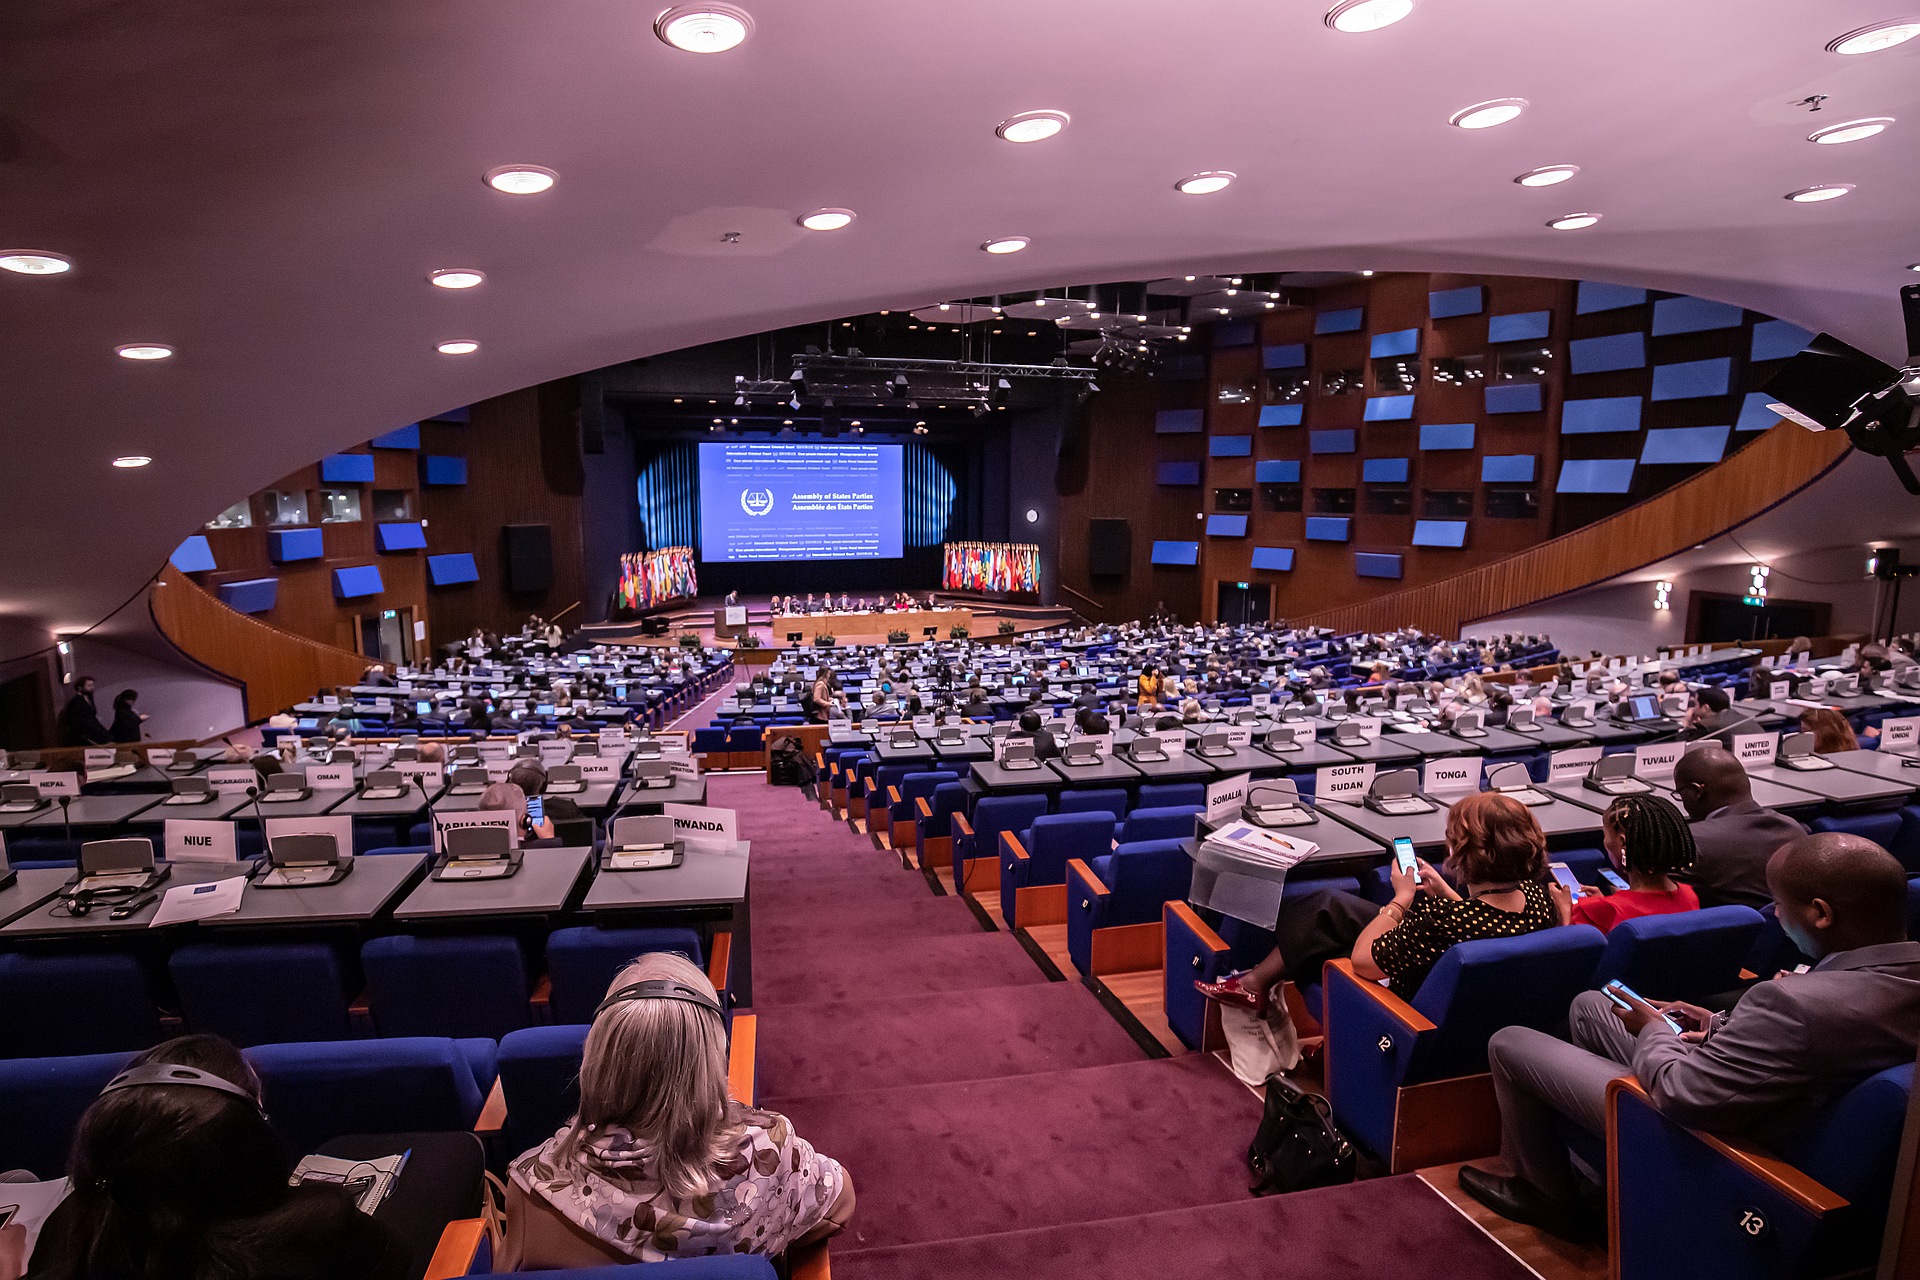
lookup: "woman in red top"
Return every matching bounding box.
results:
[1551,793,1699,933]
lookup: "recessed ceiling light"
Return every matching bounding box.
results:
[1827,19,1920,54]
[996,110,1069,143]
[1785,183,1854,203]
[1515,164,1579,187]
[429,268,485,289]
[1547,212,1602,230]
[798,208,856,231]
[1808,117,1894,145]
[1325,0,1414,32]
[0,251,72,275]
[1175,171,1236,195]
[111,455,152,469]
[982,236,1030,254]
[115,344,173,361]
[1450,98,1528,129]
[1908,262,1920,273]
[436,340,480,355]
[1360,270,1375,277]
[655,4,752,53]
[484,165,557,195]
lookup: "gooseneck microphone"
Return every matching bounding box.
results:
[416,774,443,850]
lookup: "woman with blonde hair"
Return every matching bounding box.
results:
[503,953,853,1267]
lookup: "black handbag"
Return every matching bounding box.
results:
[1247,1074,1357,1196]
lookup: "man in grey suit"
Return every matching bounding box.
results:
[1458,832,1920,1241]
[1673,747,1808,907]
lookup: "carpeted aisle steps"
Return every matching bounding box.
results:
[749,931,1054,1006]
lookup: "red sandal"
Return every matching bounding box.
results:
[1194,972,1271,1015]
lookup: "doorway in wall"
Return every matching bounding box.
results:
[357,608,415,666]
[1217,581,1271,627]
[1687,592,1830,644]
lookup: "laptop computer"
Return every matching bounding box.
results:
[1245,779,1316,828]
[1584,753,1654,796]
[602,814,684,871]
[1775,731,1837,771]
[1363,769,1435,816]
[255,833,351,889]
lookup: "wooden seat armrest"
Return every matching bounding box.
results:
[1164,900,1228,953]
[424,1218,486,1280]
[1003,831,1029,864]
[887,785,903,806]
[1324,958,1436,1033]
[475,1078,507,1133]
[953,813,974,838]
[707,932,732,992]
[1067,858,1109,901]
[789,1240,832,1280]
[530,974,551,1008]
[728,1013,757,1105]
[1605,1077,1848,1215]
[915,797,933,819]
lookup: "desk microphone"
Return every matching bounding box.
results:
[244,784,273,873]
[415,774,443,850]
[58,794,73,852]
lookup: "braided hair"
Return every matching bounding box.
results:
[1603,793,1696,878]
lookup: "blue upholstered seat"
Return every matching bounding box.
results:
[1890,804,1920,873]
[1057,788,1128,823]
[0,952,160,1058]
[1000,811,1114,930]
[916,781,970,853]
[1136,782,1205,810]
[361,934,532,1040]
[0,1050,137,1177]
[952,793,1047,892]
[1809,810,1904,853]
[1115,804,1201,844]
[169,941,352,1047]
[545,926,705,1026]
[497,1023,591,1156]
[246,1036,490,1154]
[1588,904,1764,1002]
[1067,838,1193,975]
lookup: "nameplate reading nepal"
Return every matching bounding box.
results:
[789,490,877,513]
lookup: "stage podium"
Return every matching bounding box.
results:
[714,604,748,639]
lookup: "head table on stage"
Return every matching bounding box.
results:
[773,608,973,644]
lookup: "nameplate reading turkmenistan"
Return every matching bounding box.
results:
[1548,747,1603,782]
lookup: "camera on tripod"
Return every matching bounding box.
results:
[1762,283,1920,492]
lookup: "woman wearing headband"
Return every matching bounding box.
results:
[502,952,853,1267]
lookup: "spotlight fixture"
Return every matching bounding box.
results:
[655,4,752,53]
[1547,212,1602,230]
[115,344,173,361]
[1360,270,1375,276]
[1808,118,1894,145]
[798,208,856,231]
[0,251,72,275]
[1175,171,1235,195]
[428,268,485,289]
[111,455,152,469]
[1514,164,1579,187]
[981,236,1030,254]
[995,110,1069,143]
[1826,19,1920,55]
[1744,564,1770,606]
[1325,0,1413,31]
[1909,263,1920,273]
[1449,98,1527,129]
[1785,184,1854,203]
[1654,581,1672,611]
[436,340,480,355]
[484,165,557,194]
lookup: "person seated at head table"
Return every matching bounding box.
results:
[1458,832,1920,1242]
[1671,747,1808,909]
[25,1033,410,1280]
[1800,705,1860,753]
[1549,793,1700,934]
[1008,709,1060,759]
[1196,791,1559,1018]
[501,952,852,1268]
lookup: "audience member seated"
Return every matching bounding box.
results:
[1459,833,1920,1241]
[508,760,585,830]
[1194,792,1558,1016]
[1009,710,1059,759]
[1672,748,1807,908]
[1800,705,1859,754]
[479,781,556,843]
[24,1034,409,1280]
[1072,706,1111,736]
[502,953,852,1266]
[1679,686,1739,739]
[1551,794,1700,934]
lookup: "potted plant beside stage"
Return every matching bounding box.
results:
[887,629,909,644]
[815,633,837,648]
[949,624,970,640]
[998,619,1017,636]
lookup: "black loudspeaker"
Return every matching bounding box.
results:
[502,524,553,593]
[1088,519,1131,577]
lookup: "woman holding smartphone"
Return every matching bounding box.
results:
[1195,791,1558,1014]
[1549,793,1698,934]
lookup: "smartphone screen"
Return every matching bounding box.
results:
[526,795,544,825]
[1599,868,1630,892]
[1605,981,1682,1032]
[1392,836,1418,878]
[1549,862,1582,892]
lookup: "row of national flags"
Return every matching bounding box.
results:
[618,546,698,610]
[943,542,1039,593]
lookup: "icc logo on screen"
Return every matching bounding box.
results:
[739,487,776,517]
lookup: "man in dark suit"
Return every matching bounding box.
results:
[1459,832,1920,1240]
[1678,686,1742,740]
[1009,710,1060,760]
[58,675,111,746]
[1673,747,1808,906]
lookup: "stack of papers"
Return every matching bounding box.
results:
[1201,822,1320,870]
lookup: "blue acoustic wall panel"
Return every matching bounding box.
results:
[169,535,216,574]
[1650,357,1732,401]
[1250,547,1295,571]
[1157,460,1202,485]
[1155,409,1204,434]
[371,424,421,449]
[1311,429,1357,454]
[1576,282,1648,314]
[1640,425,1731,465]
[332,564,384,599]
[1263,343,1308,370]
[1305,517,1351,542]
[1420,422,1475,451]
[1207,514,1249,537]
[1255,459,1301,483]
[1258,404,1304,427]
[1751,319,1815,363]
[267,527,325,563]
[1412,520,1469,548]
[1150,540,1200,566]
[375,521,428,552]
[1429,286,1485,319]
[420,455,468,485]
[1363,395,1416,421]
[1485,383,1544,414]
[1481,454,1537,483]
[320,453,377,484]
[1315,307,1365,335]
[1562,396,1643,434]
[1488,311,1551,343]
[1736,391,1780,432]
[1210,434,1252,457]
[1556,459,1637,493]
[1355,552,1403,579]
[1569,332,1647,374]
[1214,321,1256,348]
[217,577,279,614]
[427,553,480,586]
[1369,328,1420,358]
[1362,457,1410,483]
[1651,296,1744,335]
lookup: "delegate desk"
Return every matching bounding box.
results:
[1443,726,1554,757]
[330,783,439,821]
[1488,721,1594,751]
[1046,754,1141,788]
[581,839,752,1004]
[204,854,427,929]
[1314,735,1421,768]
[932,734,996,764]
[390,845,592,923]
[1381,729,1481,760]
[872,738,939,766]
[1316,797,1454,856]
[1744,759,1913,809]
[615,775,709,811]
[1563,719,1655,747]
[1540,777,1824,819]
[0,868,74,928]
[1208,805,1388,872]
[82,764,174,794]
[1122,751,1218,786]
[774,609,972,644]
[4,862,239,939]
[434,782,621,815]
[970,759,1060,795]
[25,794,165,831]
[1829,748,1920,786]
[1185,744,1299,780]
[239,789,355,820]
[1483,790,1608,845]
